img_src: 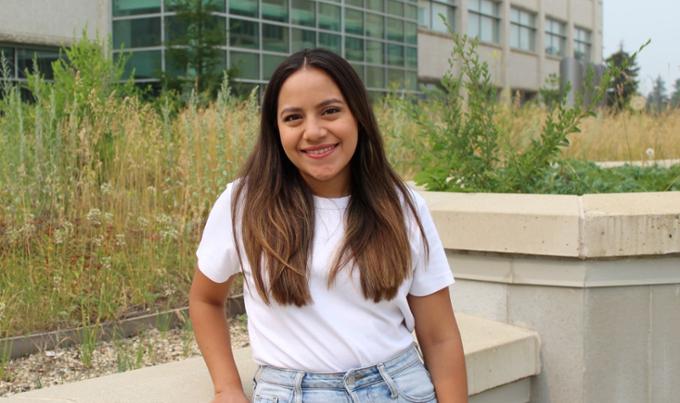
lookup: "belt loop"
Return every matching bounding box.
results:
[293,371,305,403]
[253,365,263,389]
[414,342,425,363]
[377,363,399,400]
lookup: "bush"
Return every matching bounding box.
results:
[410,33,663,194]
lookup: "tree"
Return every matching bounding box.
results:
[605,44,640,111]
[646,75,668,113]
[164,0,226,99]
[671,78,680,109]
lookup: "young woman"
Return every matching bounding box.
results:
[189,48,468,403]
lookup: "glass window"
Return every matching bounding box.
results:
[113,0,160,16]
[510,7,535,51]
[345,37,364,62]
[165,16,186,43]
[365,13,384,39]
[292,28,315,51]
[405,3,417,20]
[387,43,404,66]
[386,17,403,42]
[366,40,384,64]
[230,51,259,79]
[113,18,161,48]
[345,9,364,35]
[117,50,162,80]
[468,0,499,44]
[165,48,226,78]
[367,0,383,12]
[318,32,341,54]
[318,3,341,31]
[17,48,60,79]
[366,66,384,88]
[575,27,591,62]
[292,0,315,27]
[387,68,403,87]
[348,0,363,7]
[405,70,417,90]
[165,15,225,45]
[263,54,286,79]
[229,18,259,49]
[263,24,289,52]
[545,18,565,57]
[262,0,288,22]
[405,21,417,44]
[418,0,430,28]
[387,0,403,16]
[165,0,225,12]
[405,46,417,68]
[351,63,364,81]
[0,47,15,79]
[431,2,454,33]
[229,0,257,17]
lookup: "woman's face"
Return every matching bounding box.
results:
[276,67,359,198]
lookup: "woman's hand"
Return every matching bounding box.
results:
[211,389,250,403]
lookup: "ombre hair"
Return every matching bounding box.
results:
[232,48,427,306]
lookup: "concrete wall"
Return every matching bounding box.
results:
[418,0,603,93]
[0,0,110,47]
[421,190,680,403]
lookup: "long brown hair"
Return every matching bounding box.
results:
[232,48,427,306]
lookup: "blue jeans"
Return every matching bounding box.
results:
[251,343,437,403]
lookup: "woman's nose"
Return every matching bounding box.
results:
[303,117,326,140]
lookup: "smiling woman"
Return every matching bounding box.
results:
[189,48,468,403]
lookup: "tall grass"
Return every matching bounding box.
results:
[0,37,257,337]
[1,37,679,337]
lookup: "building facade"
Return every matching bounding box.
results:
[0,0,602,98]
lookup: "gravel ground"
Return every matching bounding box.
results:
[0,316,249,397]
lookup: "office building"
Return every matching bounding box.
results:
[0,0,602,98]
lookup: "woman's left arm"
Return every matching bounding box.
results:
[408,287,468,403]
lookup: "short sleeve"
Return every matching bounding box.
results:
[407,189,455,296]
[196,182,241,283]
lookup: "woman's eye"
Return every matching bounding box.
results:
[322,107,340,115]
[283,114,301,122]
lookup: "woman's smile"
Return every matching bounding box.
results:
[301,143,339,158]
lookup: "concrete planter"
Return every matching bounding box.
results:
[421,191,680,403]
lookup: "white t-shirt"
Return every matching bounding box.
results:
[196,181,454,372]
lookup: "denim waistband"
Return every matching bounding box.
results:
[254,343,423,391]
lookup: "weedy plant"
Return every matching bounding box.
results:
[412,31,651,194]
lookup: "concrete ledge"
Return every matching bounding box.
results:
[449,252,680,288]
[419,191,680,258]
[1,314,540,402]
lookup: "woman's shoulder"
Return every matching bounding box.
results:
[398,181,428,212]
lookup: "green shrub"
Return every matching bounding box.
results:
[411,33,657,194]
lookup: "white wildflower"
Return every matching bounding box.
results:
[137,217,150,228]
[101,256,112,270]
[630,95,646,111]
[100,182,112,195]
[645,148,655,160]
[115,233,126,247]
[103,212,114,223]
[86,208,102,226]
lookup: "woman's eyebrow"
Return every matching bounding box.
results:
[279,98,345,117]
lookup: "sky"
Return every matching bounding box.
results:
[603,0,680,96]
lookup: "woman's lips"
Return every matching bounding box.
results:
[301,143,338,159]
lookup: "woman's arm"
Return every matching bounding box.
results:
[408,287,468,403]
[189,268,248,403]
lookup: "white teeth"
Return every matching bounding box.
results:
[307,145,335,155]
